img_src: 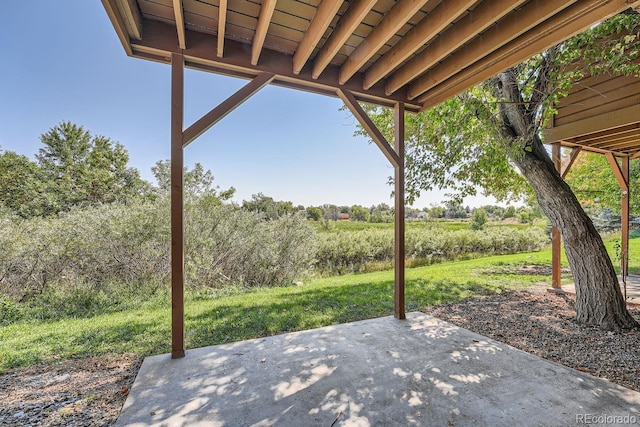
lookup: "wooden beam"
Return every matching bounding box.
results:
[606,153,629,193]
[171,52,185,359]
[364,0,475,90]
[312,0,377,79]
[172,0,186,49]
[394,102,406,320]
[337,89,400,167]
[101,0,133,55]
[595,136,640,151]
[551,143,562,290]
[407,0,572,100]
[339,0,431,85]
[217,0,228,58]
[116,0,142,40]
[546,105,640,144]
[560,140,630,157]
[131,19,422,110]
[385,0,525,95]
[561,147,581,179]
[293,0,343,75]
[418,0,632,109]
[252,0,278,66]
[576,124,640,145]
[183,73,275,147]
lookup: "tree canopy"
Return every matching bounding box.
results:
[1,121,149,217]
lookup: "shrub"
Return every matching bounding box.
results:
[314,225,549,275]
[185,200,316,288]
[0,200,317,310]
[470,209,488,230]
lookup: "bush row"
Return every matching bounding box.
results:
[0,200,316,304]
[315,227,549,274]
[0,202,548,305]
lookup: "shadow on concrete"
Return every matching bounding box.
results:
[116,313,640,426]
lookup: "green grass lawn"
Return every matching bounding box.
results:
[1,235,637,373]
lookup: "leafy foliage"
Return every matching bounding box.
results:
[1,121,149,217]
[314,225,548,275]
[242,193,295,219]
[36,121,149,211]
[0,200,316,308]
[564,153,640,212]
[151,160,235,203]
[470,209,488,230]
[354,92,529,204]
[0,150,52,217]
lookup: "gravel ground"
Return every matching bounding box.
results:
[0,354,142,426]
[424,286,640,392]
[1,287,638,426]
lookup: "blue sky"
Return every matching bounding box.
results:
[0,1,496,208]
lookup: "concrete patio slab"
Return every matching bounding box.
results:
[116,312,640,426]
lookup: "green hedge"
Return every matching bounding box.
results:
[315,227,549,274]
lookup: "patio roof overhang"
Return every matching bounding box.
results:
[102,0,639,112]
[101,0,640,358]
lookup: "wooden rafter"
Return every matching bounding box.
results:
[183,73,276,147]
[130,20,421,111]
[561,140,628,157]
[172,0,186,49]
[337,89,400,167]
[116,0,142,40]
[217,0,228,58]
[312,0,377,79]
[101,0,133,55]
[339,0,431,85]
[252,0,278,66]
[573,124,640,145]
[385,0,525,96]
[363,0,475,90]
[594,134,640,150]
[407,0,571,100]
[293,0,343,75]
[418,0,630,109]
[546,105,640,144]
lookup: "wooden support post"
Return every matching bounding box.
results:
[394,102,406,320]
[551,143,562,290]
[171,53,185,359]
[606,153,630,278]
[621,156,630,278]
[338,89,405,318]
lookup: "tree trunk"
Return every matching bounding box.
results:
[497,71,638,330]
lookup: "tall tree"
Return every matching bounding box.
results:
[356,11,640,330]
[36,121,148,211]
